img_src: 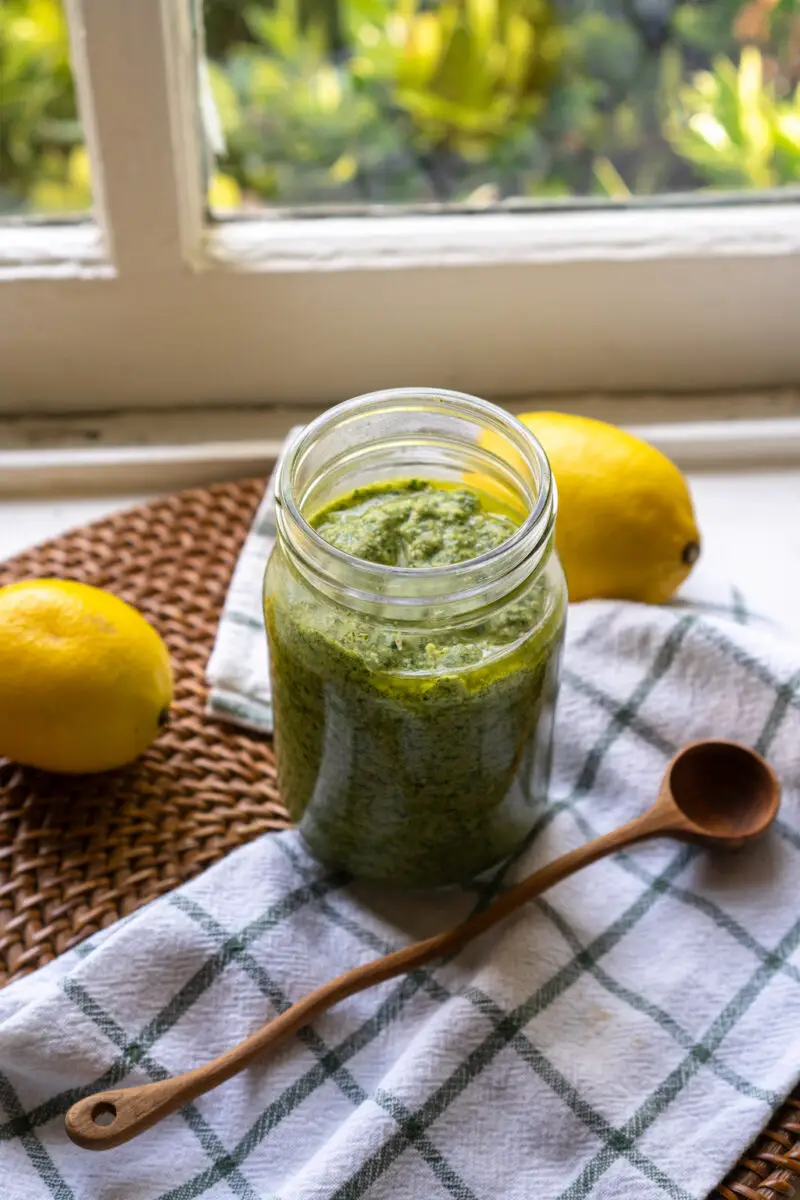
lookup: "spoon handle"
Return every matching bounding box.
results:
[66,805,670,1150]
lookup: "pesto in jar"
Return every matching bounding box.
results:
[265,479,565,887]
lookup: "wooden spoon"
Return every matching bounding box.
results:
[65,738,779,1151]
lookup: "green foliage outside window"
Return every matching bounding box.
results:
[0,0,91,213]
[0,0,797,215]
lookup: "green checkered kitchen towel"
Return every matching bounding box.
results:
[2,473,800,1200]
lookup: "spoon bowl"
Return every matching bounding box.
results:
[65,738,781,1151]
[663,740,780,847]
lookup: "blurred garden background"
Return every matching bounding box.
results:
[0,0,798,215]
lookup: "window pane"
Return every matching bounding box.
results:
[201,0,799,212]
[0,0,92,217]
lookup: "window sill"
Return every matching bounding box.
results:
[2,390,800,497]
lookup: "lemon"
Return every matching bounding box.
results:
[0,580,173,774]
[479,412,701,604]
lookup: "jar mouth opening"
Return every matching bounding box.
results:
[276,389,555,588]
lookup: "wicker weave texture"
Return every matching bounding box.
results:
[0,477,796,1199]
[0,478,289,985]
[713,1098,800,1199]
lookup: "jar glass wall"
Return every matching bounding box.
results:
[264,389,567,887]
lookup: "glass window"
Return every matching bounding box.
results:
[201,0,799,213]
[0,0,92,217]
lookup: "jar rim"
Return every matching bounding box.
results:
[274,388,556,612]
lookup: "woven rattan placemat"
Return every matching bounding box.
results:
[0,477,797,1199]
[0,478,289,984]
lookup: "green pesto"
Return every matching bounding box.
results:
[314,479,519,570]
[265,479,565,887]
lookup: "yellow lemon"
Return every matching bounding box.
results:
[0,580,173,774]
[479,412,701,604]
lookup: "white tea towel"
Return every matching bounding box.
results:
[206,433,768,735]
[205,428,303,732]
[3,555,800,1198]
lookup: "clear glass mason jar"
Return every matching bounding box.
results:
[264,388,567,887]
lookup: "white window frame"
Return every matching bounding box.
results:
[0,0,799,417]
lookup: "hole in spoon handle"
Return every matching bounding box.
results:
[65,1081,180,1150]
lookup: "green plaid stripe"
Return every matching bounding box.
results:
[274,840,451,1006]
[694,617,800,717]
[174,887,473,1200]
[553,617,694,818]
[562,669,675,756]
[776,818,800,853]
[611,849,800,988]
[569,626,798,774]
[756,670,800,757]
[324,844,694,1200]
[278,844,706,1190]
[558,912,800,1199]
[731,586,749,626]
[71,942,96,962]
[156,969,457,1200]
[553,812,800,1186]
[567,633,798,858]
[465,989,695,1200]
[548,624,800,1196]
[569,612,800,768]
[160,840,699,1200]
[227,610,265,634]
[0,874,346,1145]
[668,587,751,626]
[209,693,273,727]
[250,845,489,1200]
[323,827,798,1200]
[470,616,696,908]
[766,661,800,865]
[151,844,480,1200]
[561,654,800,1042]
[562,660,800,989]
[282,838,780,1107]
[565,614,800,776]
[172,893,381,1102]
[63,979,260,1200]
[535,897,780,1105]
[0,1072,74,1200]
[372,1091,480,1200]
[254,514,278,539]
[351,856,699,1200]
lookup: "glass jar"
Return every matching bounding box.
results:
[264,388,567,887]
